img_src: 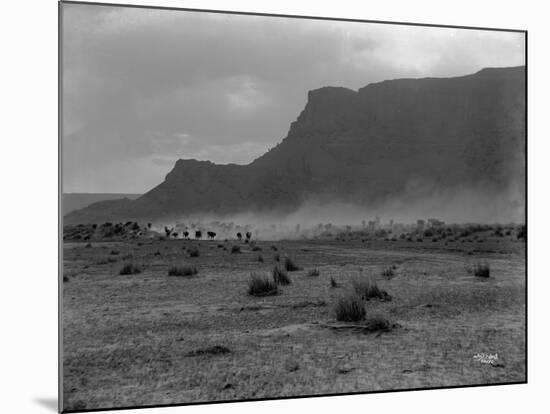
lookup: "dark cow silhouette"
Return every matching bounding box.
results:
[207,231,216,240]
[195,230,202,239]
[183,231,189,239]
[246,232,252,241]
[164,226,173,237]
[173,232,178,238]
[237,232,242,241]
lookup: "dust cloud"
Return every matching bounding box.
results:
[155,181,524,241]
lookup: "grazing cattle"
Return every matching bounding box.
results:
[207,231,216,240]
[246,232,252,241]
[183,231,189,239]
[172,232,178,238]
[164,226,173,237]
[237,232,242,241]
[195,230,202,239]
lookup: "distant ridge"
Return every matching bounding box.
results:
[64,66,525,224]
[63,193,141,216]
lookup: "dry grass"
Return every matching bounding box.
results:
[247,272,279,296]
[364,314,392,331]
[188,247,200,257]
[118,262,141,275]
[352,276,391,301]
[381,267,395,279]
[284,257,302,272]
[334,293,366,322]
[185,345,231,357]
[273,266,291,285]
[473,262,491,278]
[307,268,320,277]
[62,235,525,410]
[168,265,198,277]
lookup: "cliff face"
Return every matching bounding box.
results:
[64,66,525,224]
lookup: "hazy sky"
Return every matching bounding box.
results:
[62,3,525,193]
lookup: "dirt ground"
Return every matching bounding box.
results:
[62,236,526,411]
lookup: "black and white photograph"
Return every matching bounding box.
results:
[60,1,526,412]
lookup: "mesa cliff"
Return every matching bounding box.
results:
[64,66,525,224]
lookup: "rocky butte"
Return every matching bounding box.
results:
[64,66,525,224]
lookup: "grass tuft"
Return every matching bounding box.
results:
[352,276,391,301]
[185,345,231,357]
[473,262,490,278]
[334,293,366,322]
[273,266,291,285]
[381,267,395,279]
[307,268,320,277]
[364,314,392,331]
[231,245,241,254]
[119,262,142,275]
[247,273,279,296]
[517,224,526,241]
[284,257,302,272]
[168,264,198,277]
[188,247,200,257]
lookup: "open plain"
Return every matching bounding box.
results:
[62,229,526,411]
